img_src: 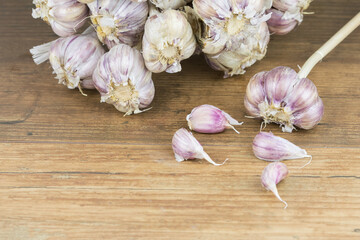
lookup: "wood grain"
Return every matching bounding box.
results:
[0,0,359,239]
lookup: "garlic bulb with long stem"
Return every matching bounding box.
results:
[32,0,89,37]
[142,9,196,73]
[92,44,155,115]
[30,28,105,95]
[88,0,149,49]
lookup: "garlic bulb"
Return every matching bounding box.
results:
[150,0,192,10]
[92,44,155,115]
[172,128,227,166]
[88,0,149,49]
[142,9,196,73]
[266,8,298,35]
[253,132,312,167]
[261,162,289,208]
[32,0,88,37]
[186,104,243,134]
[244,66,324,132]
[193,0,272,77]
[30,29,105,94]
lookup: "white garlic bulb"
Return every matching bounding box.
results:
[92,44,155,115]
[244,66,324,132]
[32,0,89,37]
[150,0,192,10]
[88,0,149,49]
[142,9,196,73]
[193,0,272,77]
[30,29,105,94]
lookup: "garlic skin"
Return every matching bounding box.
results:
[92,44,155,115]
[142,9,196,73]
[253,132,312,166]
[77,0,94,3]
[261,162,289,208]
[32,0,88,37]
[266,8,298,35]
[193,0,272,77]
[150,0,192,10]
[244,66,324,132]
[88,0,149,49]
[30,30,105,93]
[172,128,227,166]
[186,105,243,134]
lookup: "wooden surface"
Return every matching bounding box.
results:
[0,1,359,239]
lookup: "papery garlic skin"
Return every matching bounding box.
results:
[244,66,324,132]
[273,0,312,21]
[261,162,289,208]
[142,9,196,73]
[77,0,94,3]
[193,0,272,77]
[32,0,88,37]
[187,105,243,134]
[266,8,298,35]
[88,0,149,49]
[253,132,312,165]
[92,44,155,115]
[172,128,226,166]
[150,0,191,10]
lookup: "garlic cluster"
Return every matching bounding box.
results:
[30,29,105,94]
[172,128,227,166]
[187,104,243,134]
[261,162,289,208]
[32,0,89,37]
[88,0,149,49]
[267,0,313,35]
[150,0,192,10]
[253,132,312,167]
[244,66,324,132]
[193,0,272,77]
[142,9,196,73]
[92,44,155,115]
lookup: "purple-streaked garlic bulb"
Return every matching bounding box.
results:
[150,0,192,10]
[186,104,243,134]
[30,29,105,94]
[244,66,324,132]
[267,0,313,34]
[142,9,196,73]
[92,44,155,115]
[266,8,298,35]
[88,0,149,49]
[193,0,272,77]
[253,132,312,167]
[172,128,227,166]
[32,0,89,37]
[261,162,289,208]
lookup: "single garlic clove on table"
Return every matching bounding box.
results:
[186,105,243,134]
[142,9,196,73]
[92,44,155,115]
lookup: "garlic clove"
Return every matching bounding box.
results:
[253,132,312,166]
[186,105,243,134]
[172,128,227,166]
[142,9,196,73]
[266,8,298,35]
[92,44,155,115]
[150,0,192,10]
[293,97,324,130]
[261,162,289,208]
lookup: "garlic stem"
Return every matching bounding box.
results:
[298,12,360,79]
[201,151,228,166]
[269,184,288,209]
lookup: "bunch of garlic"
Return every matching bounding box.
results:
[88,0,149,49]
[150,0,192,10]
[267,0,313,35]
[192,0,272,77]
[32,0,89,37]
[92,44,155,115]
[142,9,196,73]
[244,66,324,132]
[30,28,105,94]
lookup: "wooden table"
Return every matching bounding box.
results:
[0,1,359,239]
